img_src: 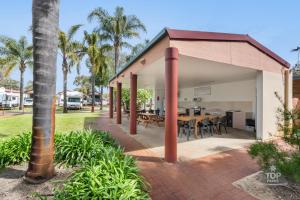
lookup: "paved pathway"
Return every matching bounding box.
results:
[95,113,259,200]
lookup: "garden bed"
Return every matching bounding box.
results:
[0,130,150,199]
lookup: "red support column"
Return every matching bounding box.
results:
[109,86,113,118]
[165,47,178,163]
[130,73,137,134]
[116,82,122,124]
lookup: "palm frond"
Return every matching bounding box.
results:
[87,7,109,23]
[291,47,300,52]
[67,24,83,40]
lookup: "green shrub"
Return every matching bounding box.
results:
[0,130,150,198]
[277,154,300,182]
[54,130,118,167]
[0,132,31,168]
[54,130,149,199]
[54,156,149,200]
[248,142,286,170]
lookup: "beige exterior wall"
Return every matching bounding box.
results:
[256,70,286,140]
[170,40,286,74]
[177,79,256,114]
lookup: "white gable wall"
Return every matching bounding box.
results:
[256,70,285,140]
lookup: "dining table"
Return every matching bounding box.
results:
[177,114,219,138]
[138,113,157,127]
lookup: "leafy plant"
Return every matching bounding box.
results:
[275,91,300,149]
[277,154,300,182]
[54,155,149,199]
[0,132,31,168]
[53,130,149,199]
[54,129,117,167]
[248,142,286,170]
[122,88,152,110]
[0,129,150,198]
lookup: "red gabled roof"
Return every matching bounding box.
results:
[166,28,290,68]
[109,28,289,83]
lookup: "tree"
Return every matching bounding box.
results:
[25,80,33,91]
[73,75,91,95]
[95,56,111,110]
[122,88,152,110]
[58,24,83,113]
[82,31,110,112]
[25,0,60,183]
[0,78,19,90]
[292,46,300,77]
[0,36,33,110]
[126,39,149,62]
[88,6,146,74]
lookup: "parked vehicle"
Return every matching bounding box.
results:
[67,96,82,110]
[57,91,83,110]
[24,98,33,107]
[0,92,19,109]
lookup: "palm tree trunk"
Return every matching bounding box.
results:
[99,85,103,110]
[114,44,120,74]
[91,74,95,112]
[63,59,68,113]
[19,69,24,110]
[26,0,60,183]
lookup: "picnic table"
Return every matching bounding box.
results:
[177,115,218,138]
[138,113,163,127]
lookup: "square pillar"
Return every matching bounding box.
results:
[116,82,122,124]
[130,73,137,134]
[164,47,178,162]
[109,86,113,118]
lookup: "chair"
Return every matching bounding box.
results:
[148,109,154,114]
[199,118,212,138]
[217,116,227,134]
[155,109,160,116]
[210,117,220,135]
[178,121,185,138]
[183,119,196,141]
[140,109,146,113]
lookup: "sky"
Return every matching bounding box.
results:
[0,0,299,92]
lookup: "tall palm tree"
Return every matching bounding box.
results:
[82,31,109,112]
[25,0,60,183]
[0,36,33,110]
[95,64,110,110]
[58,24,83,113]
[88,6,146,74]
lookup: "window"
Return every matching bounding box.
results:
[194,86,211,97]
[68,97,81,103]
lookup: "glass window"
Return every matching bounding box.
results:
[68,97,81,103]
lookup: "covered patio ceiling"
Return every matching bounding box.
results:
[120,54,258,89]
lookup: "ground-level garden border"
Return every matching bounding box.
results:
[0,129,150,199]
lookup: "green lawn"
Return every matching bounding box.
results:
[0,112,100,139]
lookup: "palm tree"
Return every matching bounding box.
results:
[73,75,92,95]
[0,36,33,110]
[82,31,109,112]
[58,24,83,113]
[25,0,60,183]
[95,65,110,110]
[88,6,146,74]
[126,39,149,62]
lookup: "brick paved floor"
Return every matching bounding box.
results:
[94,113,260,200]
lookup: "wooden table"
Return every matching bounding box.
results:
[138,113,157,127]
[177,115,217,138]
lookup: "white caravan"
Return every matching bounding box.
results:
[0,87,19,109]
[58,91,83,110]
